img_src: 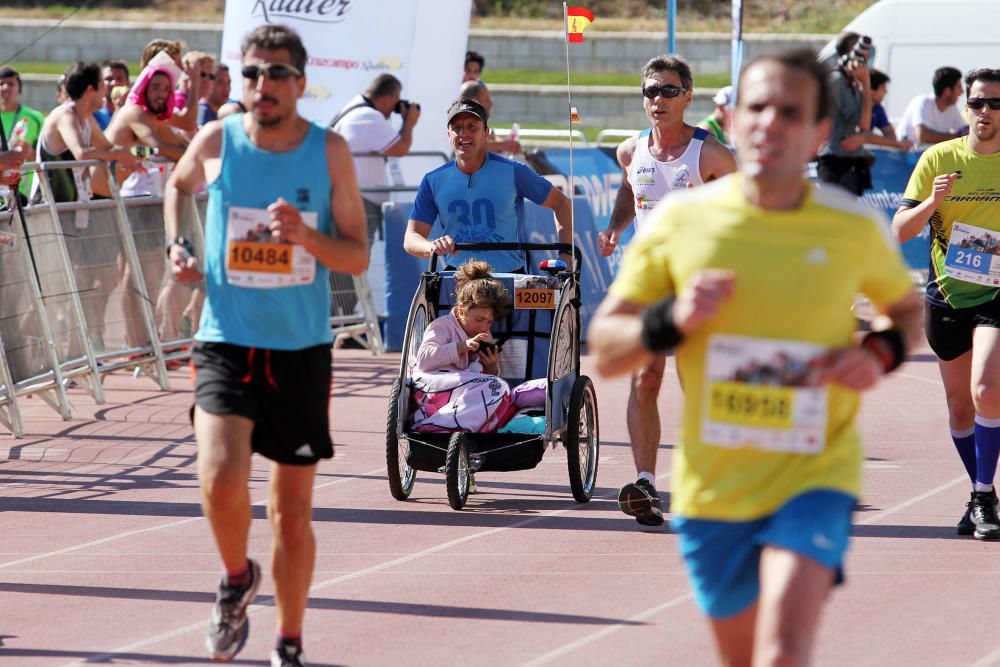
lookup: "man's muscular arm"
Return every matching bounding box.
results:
[699,135,737,181]
[596,136,637,257]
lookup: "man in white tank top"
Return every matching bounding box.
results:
[596,55,736,527]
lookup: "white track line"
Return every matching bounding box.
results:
[970,646,1000,667]
[0,465,387,571]
[856,474,967,525]
[517,592,694,667]
[60,473,675,665]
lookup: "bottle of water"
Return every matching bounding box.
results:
[506,122,521,160]
[0,118,27,209]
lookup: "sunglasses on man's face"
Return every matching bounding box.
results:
[967,97,1000,111]
[200,72,217,80]
[642,84,686,100]
[241,63,302,81]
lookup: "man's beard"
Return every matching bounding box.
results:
[147,98,168,115]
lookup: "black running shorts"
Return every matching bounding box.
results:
[191,341,334,465]
[926,299,1000,362]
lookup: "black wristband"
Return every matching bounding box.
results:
[861,328,906,373]
[166,236,195,259]
[640,297,684,352]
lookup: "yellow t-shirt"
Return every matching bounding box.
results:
[610,175,913,521]
[901,136,1000,309]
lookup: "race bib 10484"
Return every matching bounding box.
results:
[702,335,829,454]
[944,221,1000,287]
[225,206,317,289]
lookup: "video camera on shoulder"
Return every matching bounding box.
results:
[840,35,873,68]
[394,99,420,115]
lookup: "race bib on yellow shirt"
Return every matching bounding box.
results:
[225,206,316,289]
[944,221,1000,286]
[702,335,828,454]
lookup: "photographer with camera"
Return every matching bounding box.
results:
[331,74,420,218]
[816,32,874,196]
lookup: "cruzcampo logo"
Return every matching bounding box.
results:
[251,0,352,24]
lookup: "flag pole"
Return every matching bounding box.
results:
[563,2,575,274]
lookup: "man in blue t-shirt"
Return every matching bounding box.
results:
[404,97,573,272]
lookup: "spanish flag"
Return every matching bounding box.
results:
[566,7,594,43]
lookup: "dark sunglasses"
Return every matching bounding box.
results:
[241,63,302,81]
[967,97,1000,111]
[642,84,686,100]
[200,72,217,80]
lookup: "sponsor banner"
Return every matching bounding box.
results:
[220,0,469,160]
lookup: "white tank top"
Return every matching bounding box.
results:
[628,126,710,233]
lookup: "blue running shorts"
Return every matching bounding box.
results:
[672,489,855,618]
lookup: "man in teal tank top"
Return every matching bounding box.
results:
[163,24,368,667]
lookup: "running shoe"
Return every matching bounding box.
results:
[618,478,664,526]
[271,643,306,667]
[970,490,1000,541]
[957,501,975,536]
[206,559,261,661]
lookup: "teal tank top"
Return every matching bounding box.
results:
[196,114,333,350]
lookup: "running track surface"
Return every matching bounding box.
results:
[1,345,998,667]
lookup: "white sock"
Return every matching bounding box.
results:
[974,482,994,493]
[637,471,656,485]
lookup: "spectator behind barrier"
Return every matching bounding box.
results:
[198,62,231,127]
[331,73,420,210]
[897,66,968,146]
[864,69,912,151]
[0,66,46,204]
[464,50,485,82]
[55,75,69,106]
[94,59,130,131]
[459,79,522,155]
[178,51,215,134]
[105,60,189,197]
[139,38,201,133]
[698,85,733,147]
[34,61,140,203]
[815,32,874,196]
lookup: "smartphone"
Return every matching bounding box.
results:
[478,341,498,354]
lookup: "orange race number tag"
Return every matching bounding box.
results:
[228,241,293,274]
[514,288,555,309]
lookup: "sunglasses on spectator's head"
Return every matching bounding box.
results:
[967,97,1000,111]
[642,84,686,100]
[241,63,302,81]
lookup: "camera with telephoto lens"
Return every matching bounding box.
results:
[840,35,873,68]
[394,99,420,115]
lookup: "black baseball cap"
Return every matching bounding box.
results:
[447,97,489,126]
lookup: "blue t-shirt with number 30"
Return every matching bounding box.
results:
[410,153,554,271]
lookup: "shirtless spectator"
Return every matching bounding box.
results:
[106,62,189,195]
[198,63,231,127]
[139,38,201,133]
[33,62,141,352]
[94,59,129,131]
[106,61,190,348]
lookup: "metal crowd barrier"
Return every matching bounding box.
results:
[594,129,640,145]
[0,149,450,436]
[492,128,590,146]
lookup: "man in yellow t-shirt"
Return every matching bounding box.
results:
[589,50,922,666]
[892,67,1000,541]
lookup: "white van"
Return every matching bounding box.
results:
[818,0,1000,120]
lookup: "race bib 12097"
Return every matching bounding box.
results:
[225,206,316,289]
[702,334,829,454]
